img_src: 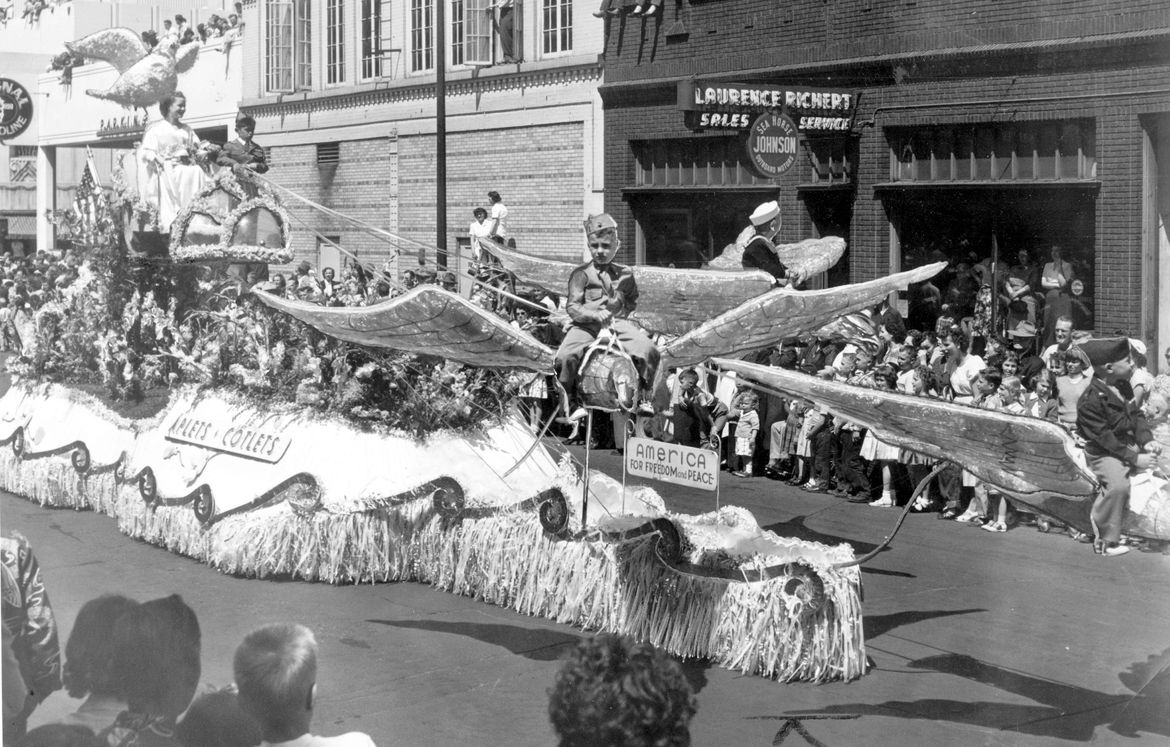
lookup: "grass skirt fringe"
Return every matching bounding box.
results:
[2,452,866,681]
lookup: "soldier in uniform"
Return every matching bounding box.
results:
[555,214,659,420]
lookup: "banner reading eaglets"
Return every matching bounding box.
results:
[625,437,719,491]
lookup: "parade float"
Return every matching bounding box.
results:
[0,25,995,683]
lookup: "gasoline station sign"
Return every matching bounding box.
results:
[0,78,34,140]
[746,111,799,178]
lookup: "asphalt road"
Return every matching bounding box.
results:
[3,362,1169,745]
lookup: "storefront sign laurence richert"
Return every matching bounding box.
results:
[746,112,799,178]
[678,80,859,134]
[165,409,292,464]
[625,437,719,491]
[0,78,34,140]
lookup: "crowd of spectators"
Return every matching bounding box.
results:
[146,6,244,49]
[2,533,378,746]
[3,528,693,747]
[0,250,82,358]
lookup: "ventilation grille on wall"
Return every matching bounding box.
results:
[316,142,340,165]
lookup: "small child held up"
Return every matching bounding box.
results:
[731,390,760,477]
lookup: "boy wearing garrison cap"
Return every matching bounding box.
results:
[1076,337,1162,556]
[554,214,660,420]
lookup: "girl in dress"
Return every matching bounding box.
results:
[860,364,902,506]
[137,92,210,232]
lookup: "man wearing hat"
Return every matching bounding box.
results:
[554,214,660,419]
[741,201,801,287]
[1076,337,1161,556]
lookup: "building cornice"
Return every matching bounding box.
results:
[600,22,1170,98]
[242,58,603,118]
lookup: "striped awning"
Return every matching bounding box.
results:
[0,215,37,238]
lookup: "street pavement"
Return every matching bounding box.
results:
[2,363,1169,745]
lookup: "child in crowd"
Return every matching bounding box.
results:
[234,623,375,747]
[781,398,809,484]
[983,375,1026,533]
[955,368,1003,524]
[670,368,716,448]
[1024,372,1059,422]
[860,364,902,506]
[731,390,760,477]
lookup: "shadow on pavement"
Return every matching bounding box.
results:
[761,515,882,554]
[863,608,985,641]
[792,650,1170,741]
[367,618,583,661]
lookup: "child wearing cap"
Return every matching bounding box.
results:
[741,201,802,287]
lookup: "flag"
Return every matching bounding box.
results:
[71,146,106,247]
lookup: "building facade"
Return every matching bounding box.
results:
[599,0,1170,359]
[2,1,242,255]
[238,0,605,274]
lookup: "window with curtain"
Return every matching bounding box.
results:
[463,0,492,65]
[326,0,345,84]
[410,0,434,72]
[542,0,572,55]
[266,0,313,93]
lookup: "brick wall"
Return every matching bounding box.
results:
[399,122,587,264]
[599,0,1170,335]
[264,137,398,272]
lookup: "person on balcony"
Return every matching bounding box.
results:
[137,92,210,233]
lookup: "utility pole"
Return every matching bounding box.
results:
[435,0,448,268]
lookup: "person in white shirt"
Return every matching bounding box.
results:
[468,207,493,263]
[487,190,508,243]
[234,624,375,747]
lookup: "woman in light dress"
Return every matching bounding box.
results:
[137,91,209,232]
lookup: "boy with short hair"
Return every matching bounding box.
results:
[234,624,375,747]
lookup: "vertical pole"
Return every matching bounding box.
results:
[989,226,999,337]
[35,146,56,254]
[436,0,448,268]
[582,410,593,527]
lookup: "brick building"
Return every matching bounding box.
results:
[238,0,606,274]
[599,1,1170,358]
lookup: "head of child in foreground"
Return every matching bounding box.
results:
[234,624,318,739]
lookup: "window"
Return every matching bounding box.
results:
[889,120,1097,183]
[634,139,773,188]
[410,0,433,72]
[265,0,312,93]
[360,0,386,78]
[326,0,345,85]
[451,0,464,65]
[463,0,492,65]
[542,0,572,55]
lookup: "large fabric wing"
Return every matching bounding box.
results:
[480,240,775,336]
[67,27,150,74]
[174,41,201,73]
[253,286,555,371]
[661,263,947,368]
[710,234,846,280]
[712,358,1100,529]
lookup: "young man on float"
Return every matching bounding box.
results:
[554,214,660,421]
[1076,337,1161,557]
[741,200,803,288]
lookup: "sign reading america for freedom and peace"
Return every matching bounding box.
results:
[0,78,34,140]
[625,437,719,491]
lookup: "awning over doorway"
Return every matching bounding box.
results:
[0,215,37,238]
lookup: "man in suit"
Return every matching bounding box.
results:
[217,115,268,176]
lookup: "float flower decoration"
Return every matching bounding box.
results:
[168,172,293,264]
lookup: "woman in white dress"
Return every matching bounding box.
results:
[137,92,209,232]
